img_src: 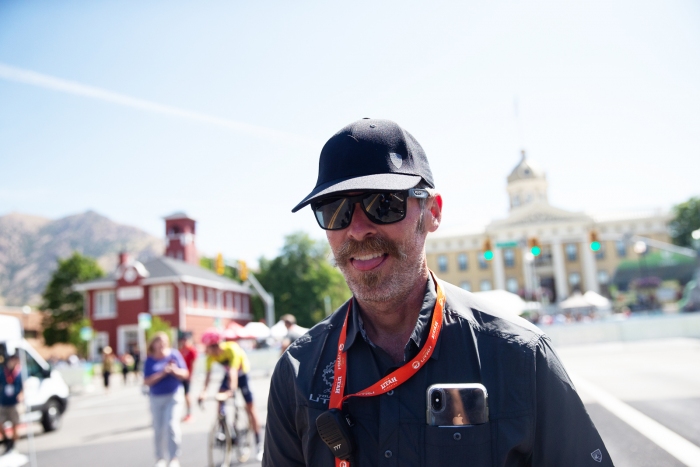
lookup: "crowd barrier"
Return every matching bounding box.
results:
[542,312,700,347]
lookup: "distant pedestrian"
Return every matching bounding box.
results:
[121,353,134,385]
[101,346,115,392]
[177,332,197,422]
[130,345,141,376]
[279,314,305,354]
[0,353,23,455]
[144,332,189,467]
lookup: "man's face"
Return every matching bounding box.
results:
[326,193,441,303]
[206,344,221,357]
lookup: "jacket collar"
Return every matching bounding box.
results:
[344,277,440,362]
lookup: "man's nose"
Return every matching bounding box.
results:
[346,203,377,240]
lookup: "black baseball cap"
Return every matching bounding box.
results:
[291,118,434,213]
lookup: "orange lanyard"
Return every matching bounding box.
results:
[330,273,445,467]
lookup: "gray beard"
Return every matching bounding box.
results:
[336,237,427,304]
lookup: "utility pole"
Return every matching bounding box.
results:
[225,259,276,328]
[246,272,276,328]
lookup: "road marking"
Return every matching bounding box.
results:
[0,451,28,467]
[572,375,700,467]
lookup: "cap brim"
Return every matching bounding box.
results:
[291,173,422,213]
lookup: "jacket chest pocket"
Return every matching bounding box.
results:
[424,423,492,466]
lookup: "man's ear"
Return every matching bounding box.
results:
[427,193,442,233]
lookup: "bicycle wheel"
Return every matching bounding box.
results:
[208,416,233,467]
[232,403,255,463]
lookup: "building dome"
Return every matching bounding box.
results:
[506,150,548,210]
[507,150,546,183]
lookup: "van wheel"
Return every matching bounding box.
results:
[41,399,62,432]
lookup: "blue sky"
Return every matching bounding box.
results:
[1,0,699,265]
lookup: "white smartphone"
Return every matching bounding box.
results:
[426,383,489,426]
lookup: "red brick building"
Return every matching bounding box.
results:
[75,213,252,358]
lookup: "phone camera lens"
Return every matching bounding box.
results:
[430,389,444,412]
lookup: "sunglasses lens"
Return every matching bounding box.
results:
[362,192,407,224]
[313,197,353,230]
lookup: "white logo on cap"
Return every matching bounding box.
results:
[591,449,603,462]
[389,153,403,169]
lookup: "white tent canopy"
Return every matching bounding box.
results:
[583,291,612,310]
[560,291,612,311]
[472,290,536,315]
[270,320,309,340]
[559,293,592,310]
[243,321,271,339]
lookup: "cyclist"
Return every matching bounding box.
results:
[198,328,263,461]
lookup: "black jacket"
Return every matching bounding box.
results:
[263,279,613,466]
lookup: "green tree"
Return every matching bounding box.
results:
[669,197,700,247]
[255,232,351,328]
[40,252,104,348]
[145,316,174,343]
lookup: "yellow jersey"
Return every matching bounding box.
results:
[205,341,250,374]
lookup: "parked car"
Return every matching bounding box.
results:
[0,315,69,432]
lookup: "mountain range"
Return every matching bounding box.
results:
[0,211,163,306]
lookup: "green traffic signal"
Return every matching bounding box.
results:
[590,241,601,252]
[530,246,541,256]
[484,250,494,261]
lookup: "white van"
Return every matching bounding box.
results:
[0,315,70,432]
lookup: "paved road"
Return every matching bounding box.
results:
[13,367,270,467]
[559,338,700,467]
[9,338,700,466]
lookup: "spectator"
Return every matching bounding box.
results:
[0,353,23,455]
[177,332,197,422]
[130,344,141,377]
[101,346,115,393]
[121,353,134,385]
[279,314,305,354]
[144,332,189,467]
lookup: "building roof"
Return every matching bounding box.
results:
[142,257,249,292]
[163,211,195,221]
[507,150,546,183]
[75,256,250,293]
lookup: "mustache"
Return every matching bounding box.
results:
[333,236,406,266]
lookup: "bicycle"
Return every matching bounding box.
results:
[203,392,255,466]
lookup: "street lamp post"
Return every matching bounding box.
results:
[633,240,648,277]
[21,305,31,337]
[633,241,649,309]
[524,252,539,303]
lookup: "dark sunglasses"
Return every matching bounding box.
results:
[311,188,429,231]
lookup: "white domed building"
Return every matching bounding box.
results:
[425,151,671,303]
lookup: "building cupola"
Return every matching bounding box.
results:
[163,212,198,265]
[506,150,549,210]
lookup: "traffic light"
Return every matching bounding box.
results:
[482,238,494,261]
[589,231,601,252]
[528,237,541,256]
[215,253,225,275]
[238,259,248,281]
